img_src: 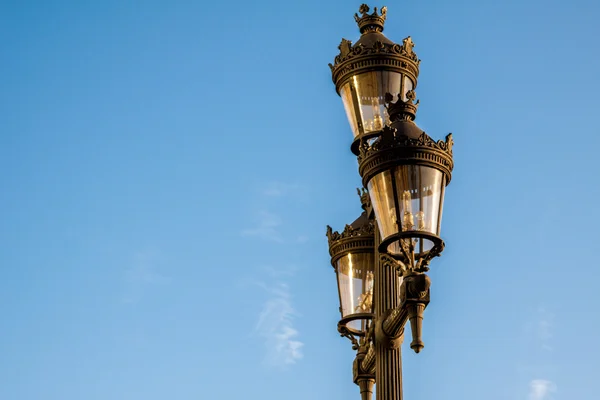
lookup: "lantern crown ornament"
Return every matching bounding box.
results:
[385,90,419,122]
[358,128,454,183]
[326,212,375,266]
[354,4,387,34]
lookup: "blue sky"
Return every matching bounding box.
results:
[1,0,599,399]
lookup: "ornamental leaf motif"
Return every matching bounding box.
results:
[326,219,375,246]
[357,126,453,164]
[373,40,385,52]
[331,41,420,70]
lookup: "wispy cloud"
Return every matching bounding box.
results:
[241,211,284,243]
[519,306,557,399]
[242,182,305,366]
[536,307,554,351]
[122,251,170,304]
[296,235,309,244]
[259,265,298,278]
[255,281,303,367]
[263,182,305,198]
[525,306,554,352]
[529,379,556,400]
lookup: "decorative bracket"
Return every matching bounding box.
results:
[339,323,360,350]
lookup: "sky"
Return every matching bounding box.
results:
[1,0,599,399]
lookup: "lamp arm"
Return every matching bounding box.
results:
[380,273,431,353]
[382,305,409,339]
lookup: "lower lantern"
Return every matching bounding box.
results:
[326,196,375,341]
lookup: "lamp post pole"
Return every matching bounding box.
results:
[373,224,404,400]
[326,4,454,400]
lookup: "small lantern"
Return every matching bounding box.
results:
[326,202,375,338]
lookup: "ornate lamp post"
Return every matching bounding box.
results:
[325,5,454,400]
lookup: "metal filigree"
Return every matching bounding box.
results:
[326,219,375,245]
[358,126,454,188]
[380,239,445,276]
[329,5,420,94]
[339,323,360,350]
[327,218,375,267]
[330,37,420,70]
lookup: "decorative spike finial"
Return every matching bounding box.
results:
[354,4,387,34]
[357,188,371,211]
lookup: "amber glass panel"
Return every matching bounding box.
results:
[336,252,375,332]
[340,71,402,138]
[367,166,445,256]
[340,84,360,137]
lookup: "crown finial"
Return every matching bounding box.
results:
[385,90,420,121]
[354,4,387,34]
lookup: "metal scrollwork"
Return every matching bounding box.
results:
[338,324,360,350]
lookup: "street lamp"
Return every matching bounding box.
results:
[326,4,454,400]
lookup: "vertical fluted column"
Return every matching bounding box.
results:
[374,223,403,400]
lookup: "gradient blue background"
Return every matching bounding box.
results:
[1,1,598,399]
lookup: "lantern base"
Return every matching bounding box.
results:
[378,231,445,272]
[338,313,374,337]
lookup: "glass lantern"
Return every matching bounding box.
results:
[357,124,454,268]
[339,71,416,138]
[368,165,445,257]
[335,251,375,334]
[327,212,375,337]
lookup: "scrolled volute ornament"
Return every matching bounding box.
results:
[380,246,438,277]
[338,322,360,350]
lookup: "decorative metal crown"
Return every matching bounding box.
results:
[326,216,375,266]
[326,220,375,246]
[385,90,420,121]
[357,126,454,187]
[354,4,387,34]
[329,6,421,95]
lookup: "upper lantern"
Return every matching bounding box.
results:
[329,4,420,139]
